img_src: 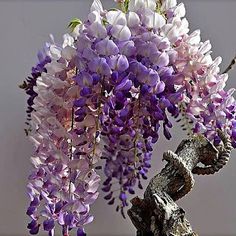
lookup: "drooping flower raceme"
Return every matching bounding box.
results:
[24,34,101,236]
[21,0,236,235]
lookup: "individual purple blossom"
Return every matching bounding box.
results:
[110,25,131,41]
[88,58,112,76]
[43,219,55,231]
[95,38,119,56]
[108,55,129,73]
[77,228,87,236]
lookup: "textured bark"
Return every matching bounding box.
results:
[128,130,232,236]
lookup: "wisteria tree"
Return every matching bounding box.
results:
[20,0,236,235]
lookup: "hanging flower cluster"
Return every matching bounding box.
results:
[21,0,236,235]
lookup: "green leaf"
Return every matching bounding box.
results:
[124,0,129,12]
[68,18,82,31]
[102,18,108,26]
[108,8,118,11]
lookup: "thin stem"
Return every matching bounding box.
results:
[223,54,236,74]
[178,103,194,137]
[91,79,104,165]
[63,225,69,236]
[68,107,75,200]
[68,68,77,202]
[133,94,142,169]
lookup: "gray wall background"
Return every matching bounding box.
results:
[0,0,235,235]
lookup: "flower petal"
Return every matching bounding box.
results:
[89,22,107,39]
[127,11,140,28]
[90,0,103,13]
[111,25,131,41]
[106,10,127,25]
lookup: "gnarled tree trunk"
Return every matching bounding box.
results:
[128,131,232,236]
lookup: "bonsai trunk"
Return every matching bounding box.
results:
[128,131,232,236]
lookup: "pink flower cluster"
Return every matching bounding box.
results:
[174,30,236,146]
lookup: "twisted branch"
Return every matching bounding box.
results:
[163,150,194,201]
[192,130,233,175]
[128,131,232,236]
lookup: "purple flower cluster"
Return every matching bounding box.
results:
[21,0,236,235]
[23,34,101,236]
[70,0,188,216]
[99,34,183,215]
